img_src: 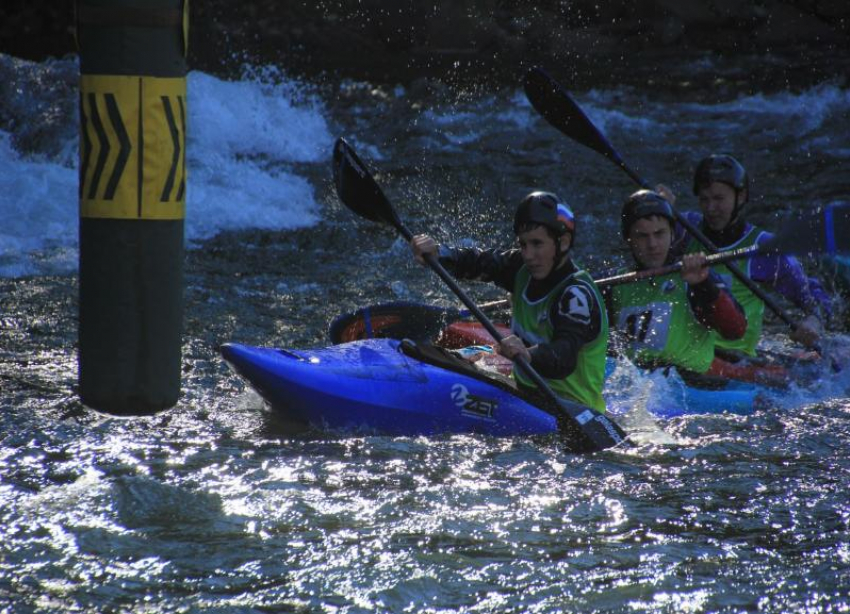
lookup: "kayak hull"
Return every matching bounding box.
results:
[221,339,558,436]
[222,337,763,437]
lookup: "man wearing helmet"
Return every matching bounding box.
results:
[663,154,832,357]
[410,191,609,412]
[604,189,747,376]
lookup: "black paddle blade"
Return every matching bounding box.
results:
[331,135,628,453]
[332,137,405,234]
[523,67,615,161]
[329,301,465,344]
[551,398,630,452]
[765,203,850,257]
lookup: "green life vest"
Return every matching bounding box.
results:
[687,226,765,356]
[511,265,608,412]
[609,274,715,374]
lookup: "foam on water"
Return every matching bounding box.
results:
[582,84,850,147]
[1,53,848,278]
[0,132,78,277]
[420,90,538,148]
[0,56,335,277]
[186,69,335,241]
[689,84,850,136]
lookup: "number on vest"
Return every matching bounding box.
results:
[616,302,673,352]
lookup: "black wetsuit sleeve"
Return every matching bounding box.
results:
[437,246,524,293]
[528,280,604,379]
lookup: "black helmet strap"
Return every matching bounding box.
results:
[553,231,572,266]
[731,186,747,222]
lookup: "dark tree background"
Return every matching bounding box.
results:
[1,1,848,87]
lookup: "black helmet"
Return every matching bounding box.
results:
[692,154,749,196]
[621,189,675,239]
[513,191,576,238]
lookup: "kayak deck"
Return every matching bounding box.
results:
[222,334,763,437]
[221,339,560,437]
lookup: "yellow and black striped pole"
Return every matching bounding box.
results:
[77,0,188,413]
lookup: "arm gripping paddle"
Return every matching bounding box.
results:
[332,137,628,453]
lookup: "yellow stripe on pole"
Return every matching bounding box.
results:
[80,74,186,220]
[142,77,187,219]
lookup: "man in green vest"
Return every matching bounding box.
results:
[604,190,747,376]
[410,191,609,412]
[664,154,833,357]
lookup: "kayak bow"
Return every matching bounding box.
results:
[221,338,761,437]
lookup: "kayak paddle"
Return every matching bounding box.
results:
[523,66,830,340]
[332,136,628,453]
[596,204,850,287]
[329,203,849,343]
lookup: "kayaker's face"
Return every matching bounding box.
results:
[628,215,672,269]
[518,226,570,280]
[697,181,743,231]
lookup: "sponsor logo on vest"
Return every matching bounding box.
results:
[559,285,592,324]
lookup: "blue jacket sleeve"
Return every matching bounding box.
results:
[749,232,834,321]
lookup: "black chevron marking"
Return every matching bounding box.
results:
[87,92,110,200]
[160,96,180,202]
[176,95,186,201]
[79,93,92,199]
[103,93,130,200]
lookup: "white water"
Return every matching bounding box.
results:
[1,53,849,278]
[0,57,335,277]
[3,51,850,614]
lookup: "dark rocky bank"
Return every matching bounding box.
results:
[2,1,848,90]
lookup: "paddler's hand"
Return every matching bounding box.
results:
[410,234,438,265]
[790,314,823,348]
[655,183,677,206]
[681,252,709,285]
[496,335,532,363]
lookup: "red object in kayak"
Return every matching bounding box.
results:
[438,321,510,348]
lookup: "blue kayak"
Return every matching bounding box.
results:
[221,338,761,436]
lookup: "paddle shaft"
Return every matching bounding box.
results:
[405,234,626,447]
[595,244,762,287]
[524,67,802,331]
[636,175,799,329]
[591,127,839,368]
[403,227,565,403]
[379,243,773,325]
[333,136,628,450]
[385,214,834,322]
[456,299,512,318]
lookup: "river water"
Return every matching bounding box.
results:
[1,51,850,612]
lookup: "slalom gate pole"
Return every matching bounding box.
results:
[77,0,189,413]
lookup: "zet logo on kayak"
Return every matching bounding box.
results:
[451,384,497,420]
